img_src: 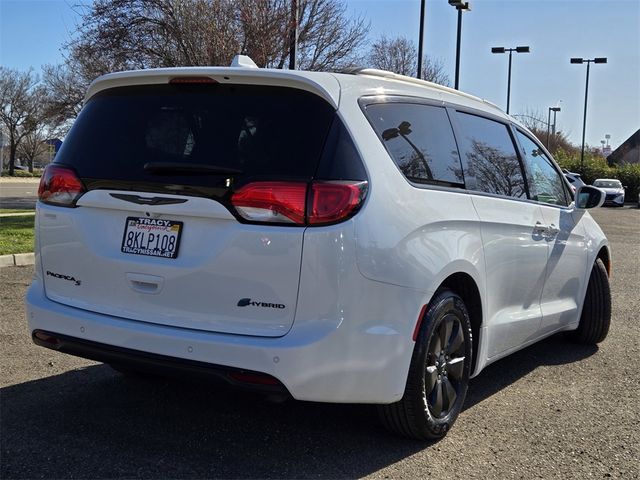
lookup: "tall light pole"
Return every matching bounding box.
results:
[552,106,560,136]
[491,46,530,114]
[570,57,607,172]
[547,106,561,148]
[288,0,298,70]
[417,0,426,79]
[448,1,471,90]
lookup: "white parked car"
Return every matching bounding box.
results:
[564,170,586,193]
[27,57,612,440]
[593,178,625,207]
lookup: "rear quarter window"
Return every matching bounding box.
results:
[364,102,464,186]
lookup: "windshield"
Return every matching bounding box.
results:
[594,180,622,188]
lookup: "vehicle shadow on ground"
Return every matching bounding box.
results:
[0,334,596,479]
[465,333,597,410]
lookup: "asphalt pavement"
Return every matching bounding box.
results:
[0,207,638,479]
[0,180,39,209]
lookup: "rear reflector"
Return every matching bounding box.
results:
[229,371,281,386]
[413,304,429,341]
[38,164,85,207]
[33,330,61,347]
[231,181,368,226]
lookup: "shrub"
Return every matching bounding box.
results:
[617,164,640,202]
[553,151,640,202]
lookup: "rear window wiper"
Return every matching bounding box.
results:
[144,162,242,176]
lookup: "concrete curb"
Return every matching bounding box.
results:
[0,253,34,267]
[0,212,35,217]
[0,177,41,183]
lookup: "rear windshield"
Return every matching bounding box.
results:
[55,83,335,192]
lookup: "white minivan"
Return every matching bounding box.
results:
[27,58,611,440]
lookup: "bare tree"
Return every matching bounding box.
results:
[369,35,416,76]
[41,64,85,135]
[17,129,49,173]
[512,108,576,156]
[368,34,450,86]
[0,68,45,176]
[67,0,368,71]
[43,0,368,127]
[295,0,369,71]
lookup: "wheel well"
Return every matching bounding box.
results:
[440,273,482,375]
[597,246,611,277]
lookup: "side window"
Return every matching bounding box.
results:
[515,131,569,206]
[365,103,464,185]
[453,111,526,199]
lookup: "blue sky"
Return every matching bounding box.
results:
[1,0,638,149]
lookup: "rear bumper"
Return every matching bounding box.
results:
[32,329,287,394]
[26,277,422,404]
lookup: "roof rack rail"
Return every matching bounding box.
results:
[348,68,505,115]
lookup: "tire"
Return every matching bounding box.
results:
[378,290,472,440]
[571,258,611,344]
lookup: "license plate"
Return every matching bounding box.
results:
[121,217,183,259]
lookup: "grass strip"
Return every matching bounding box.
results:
[0,209,34,214]
[0,215,35,255]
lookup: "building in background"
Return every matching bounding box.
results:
[607,129,640,165]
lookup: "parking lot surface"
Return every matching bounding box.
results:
[0,179,39,209]
[1,207,638,479]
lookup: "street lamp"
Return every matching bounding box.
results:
[288,0,298,69]
[570,57,607,171]
[491,45,530,114]
[546,106,561,148]
[417,0,426,79]
[448,1,471,90]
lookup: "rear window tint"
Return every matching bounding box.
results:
[364,103,464,186]
[55,84,335,189]
[454,112,527,199]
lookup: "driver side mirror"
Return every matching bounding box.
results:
[575,185,605,209]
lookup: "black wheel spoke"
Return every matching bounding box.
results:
[431,334,442,357]
[425,365,438,393]
[430,379,444,416]
[442,377,457,412]
[447,356,465,381]
[447,322,464,354]
[440,317,453,353]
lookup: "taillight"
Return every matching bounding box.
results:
[38,165,85,207]
[308,181,367,225]
[231,182,307,224]
[230,180,367,226]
